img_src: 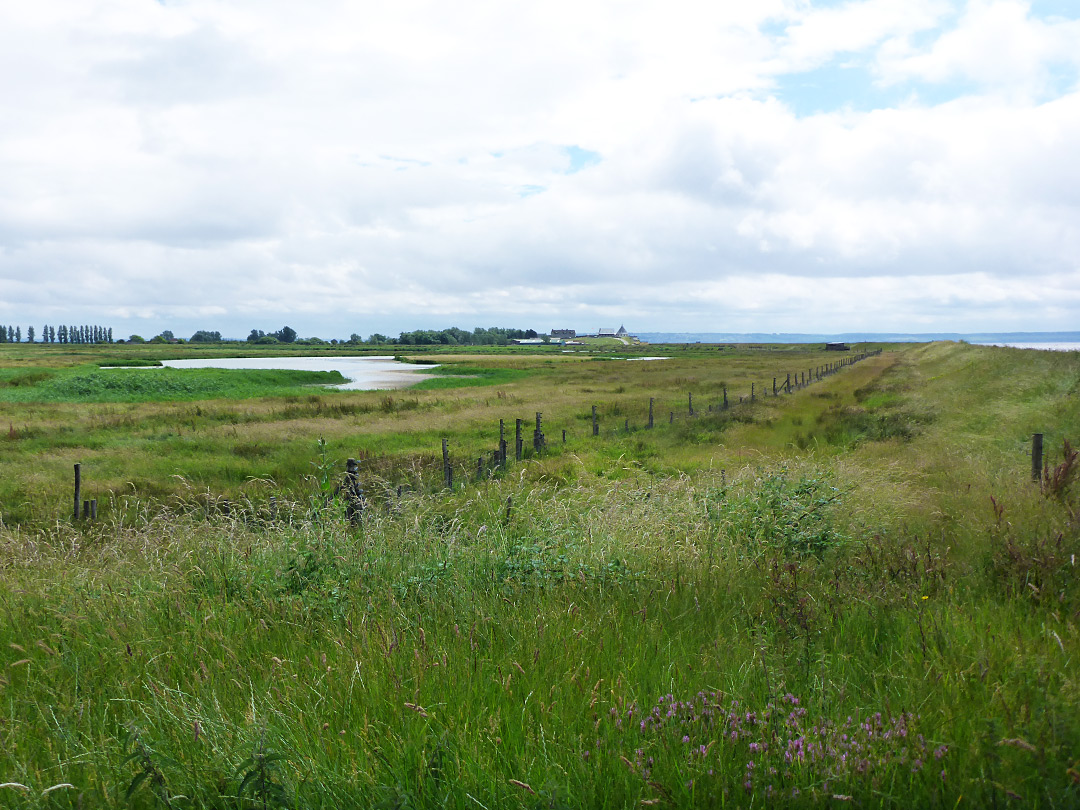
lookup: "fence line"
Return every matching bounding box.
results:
[67,349,894,523]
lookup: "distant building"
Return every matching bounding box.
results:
[512,337,546,345]
[825,342,849,351]
[551,329,576,339]
[597,325,631,339]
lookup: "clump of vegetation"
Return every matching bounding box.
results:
[713,471,844,557]
[0,366,347,402]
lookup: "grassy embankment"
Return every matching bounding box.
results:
[0,341,1077,808]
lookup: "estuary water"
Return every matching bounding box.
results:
[156,356,437,390]
[973,342,1080,351]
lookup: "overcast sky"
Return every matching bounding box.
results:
[1,0,1078,340]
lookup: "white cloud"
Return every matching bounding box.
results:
[877,0,1080,97]
[0,0,1078,337]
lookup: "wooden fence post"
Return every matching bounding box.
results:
[592,406,598,436]
[773,377,777,395]
[624,418,629,432]
[785,373,791,393]
[670,411,674,424]
[534,412,544,453]
[442,439,452,488]
[516,419,523,460]
[688,393,694,416]
[477,456,483,482]
[73,463,81,521]
[562,429,566,444]
[345,457,364,525]
[1032,433,1044,481]
[723,386,728,409]
[499,419,506,467]
[751,382,755,401]
[648,397,654,429]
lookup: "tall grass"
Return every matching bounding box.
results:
[0,367,348,403]
[0,341,1077,807]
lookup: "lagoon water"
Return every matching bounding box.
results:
[157,356,436,390]
[973,342,1080,352]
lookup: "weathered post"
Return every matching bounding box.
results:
[648,397,654,429]
[624,418,629,432]
[516,419,523,461]
[344,457,365,525]
[592,405,598,436]
[505,495,513,520]
[669,411,674,424]
[83,499,91,519]
[688,393,694,416]
[499,419,506,466]
[1032,433,1044,481]
[73,463,81,521]
[477,456,483,482]
[751,382,755,401]
[785,373,791,393]
[534,412,544,453]
[773,377,777,396]
[442,439,452,488]
[562,429,566,444]
[723,386,728,409]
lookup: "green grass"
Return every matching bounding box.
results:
[410,364,532,390]
[0,366,348,403]
[0,341,1078,807]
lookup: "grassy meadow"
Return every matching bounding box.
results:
[0,340,1078,808]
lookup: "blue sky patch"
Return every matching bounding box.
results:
[563,145,601,174]
[1028,0,1080,21]
[773,62,903,115]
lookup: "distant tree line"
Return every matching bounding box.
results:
[0,323,541,347]
[385,327,538,346]
[246,326,538,346]
[247,326,298,344]
[0,325,113,343]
